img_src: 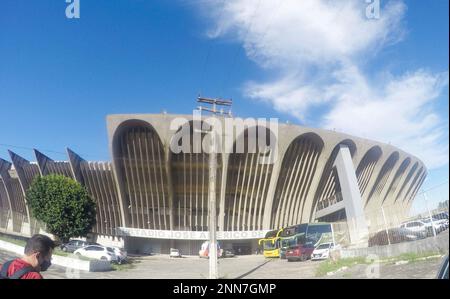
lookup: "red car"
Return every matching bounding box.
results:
[285,243,315,262]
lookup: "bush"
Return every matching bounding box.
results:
[26,174,96,243]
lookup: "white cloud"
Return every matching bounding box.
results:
[206,0,406,67]
[199,0,449,169]
[321,68,449,169]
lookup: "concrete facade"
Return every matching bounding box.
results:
[0,113,427,254]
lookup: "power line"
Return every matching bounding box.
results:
[0,143,105,160]
[219,0,287,100]
[0,143,66,156]
[416,180,449,196]
[219,0,263,98]
[198,0,227,96]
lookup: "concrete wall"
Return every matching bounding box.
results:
[0,113,429,249]
[106,114,428,236]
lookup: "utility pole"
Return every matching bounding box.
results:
[197,96,233,117]
[381,206,390,245]
[424,193,437,237]
[208,126,218,279]
[197,96,232,279]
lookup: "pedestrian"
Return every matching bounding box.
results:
[0,234,55,279]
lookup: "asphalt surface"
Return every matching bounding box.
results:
[0,250,445,279]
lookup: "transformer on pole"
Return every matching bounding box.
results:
[196,96,232,279]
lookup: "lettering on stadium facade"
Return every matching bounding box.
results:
[115,227,270,240]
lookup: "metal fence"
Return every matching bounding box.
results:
[366,182,449,247]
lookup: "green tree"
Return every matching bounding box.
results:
[26,174,96,243]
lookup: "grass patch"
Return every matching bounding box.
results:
[315,257,368,277]
[66,252,97,261]
[111,263,135,271]
[315,251,443,277]
[53,249,70,257]
[0,235,26,247]
[110,259,140,271]
[380,251,441,264]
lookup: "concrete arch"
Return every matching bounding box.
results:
[33,149,73,178]
[310,139,357,220]
[0,178,11,229]
[366,151,399,205]
[67,148,124,237]
[0,159,14,231]
[407,170,427,203]
[395,161,419,202]
[383,157,411,204]
[224,126,277,231]
[169,120,222,231]
[403,166,424,202]
[8,150,40,193]
[271,133,324,228]
[0,159,27,233]
[112,119,170,230]
[8,151,38,226]
[9,178,27,233]
[355,146,383,199]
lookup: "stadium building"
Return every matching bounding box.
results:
[0,114,427,255]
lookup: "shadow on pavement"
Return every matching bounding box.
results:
[234,259,273,279]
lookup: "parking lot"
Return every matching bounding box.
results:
[0,249,445,279]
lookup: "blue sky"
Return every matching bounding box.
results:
[0,0,448,212]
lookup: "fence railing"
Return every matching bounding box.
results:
[317,192,343,211]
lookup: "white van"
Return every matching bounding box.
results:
[199,241,223,258]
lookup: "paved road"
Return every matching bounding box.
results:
[0,250,444,279]
[0,251,280,279]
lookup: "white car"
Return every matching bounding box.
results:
[199,241,222,258]
[311,242,335,261]
[74,245,118,262]
[400,221,428,238]
[169,248,181,258]
[422,218,446,234]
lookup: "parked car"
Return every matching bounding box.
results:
[311,242,336,261]
[169,248,182,258]
[285,243,315,262]
[433,212,449,221]
[432,214,449,230]
[222,249,235,258]
[368,227,421,247]
[74,245,118,262]
[421,218,445,234]
[60,239,100,253]
[400,221,428,238]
